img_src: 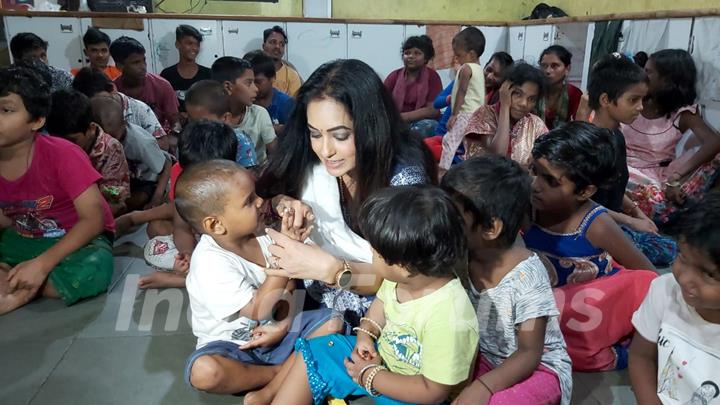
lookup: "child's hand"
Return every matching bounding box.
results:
[7,258,51,294]
[115,212,136,236]
[280,207,313,242]
[575,93,592,122]
[344,349,382,384]
[451,380,491,405]
[0,210,12,229]
[499,81,513,107]
[628,210,659,234]
[173,253,191,274]
[354,334,378,362]
[447,115,458,130]
[238,319,291,350]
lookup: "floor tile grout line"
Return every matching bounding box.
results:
[108,258,138,293]
[26,335,78,405]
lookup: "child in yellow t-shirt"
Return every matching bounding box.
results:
[272,185,479,405]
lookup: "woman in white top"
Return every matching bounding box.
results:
[256,59,436,323]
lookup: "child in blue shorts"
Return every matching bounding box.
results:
[272,185,480,405]
[174,160,341,395]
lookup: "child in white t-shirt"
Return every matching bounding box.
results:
[174,159,340,396]
[630,191,720,405]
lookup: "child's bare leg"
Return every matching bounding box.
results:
[189,354,280,394]
[246,317,343,404]
[138,271,186,289]
[270,351,313,405]
[0,264,11,295]
[147,219,173,238]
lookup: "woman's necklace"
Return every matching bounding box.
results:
[337,175,358,231]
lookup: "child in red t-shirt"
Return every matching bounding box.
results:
[0,66,115,314]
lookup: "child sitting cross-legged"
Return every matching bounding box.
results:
[176,159,341,395]
[272,185,480,405]
[441,155,572,405]
[629,191,720,404]
[523,121,658,371]
[0,66,115,314]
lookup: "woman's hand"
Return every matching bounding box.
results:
[273,195,315,230]
[265,228,340,284]
[498,81,513,107]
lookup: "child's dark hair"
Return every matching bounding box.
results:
[452,27,485,58]
[211,56,252,84]
[358,185,467,278]
[47,89,93,137]
[540,45,572,66]
[175,160,247,231]
[633,51,649,68]
[91,95,124,131]
[263,25,288,43]
[505,62,547,99]
[488,51,514,69]
[9,32,47,60]
[588,53,647,110]
[244,50,277,79]
[185,80,230,117]
[402,35,435,61]
[83,27,111,48]
[667,191,720,267]
[176,24,203,43]
[532,121,618,194]
[649,49,697,117]
[72,67,114,98]
[178,119,238,169]
[13,58,52,89]
[109,36,145,65]
[441,155,531,247]
[0,66,51,121]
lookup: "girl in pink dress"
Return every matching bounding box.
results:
[622,49,720,224]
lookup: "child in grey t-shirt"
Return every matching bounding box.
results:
[441,155,572,405]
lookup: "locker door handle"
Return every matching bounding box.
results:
[199,27,213,35]
[543,32,550,41]
[351,30,362,39]
[60,24,73,33]
[517,32,524,41]
[330,29,341,38]
[228,28,239,34]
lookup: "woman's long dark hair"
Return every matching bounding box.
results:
[257,59,436,203]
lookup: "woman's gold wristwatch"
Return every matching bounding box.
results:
[334,260,353,289]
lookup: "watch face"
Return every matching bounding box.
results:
[338,270,353,288]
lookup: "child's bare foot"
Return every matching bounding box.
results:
[244,388,275,405]
[138,271,186,289]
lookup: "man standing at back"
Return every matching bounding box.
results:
[262,25,302,96]
[160,25,212,114]
[72,27,122,80]
[111,36,180,134]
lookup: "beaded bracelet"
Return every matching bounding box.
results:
[364,365,386,397]
[352,326,378,340]
[360,317,383,334]
[356,364,377,385]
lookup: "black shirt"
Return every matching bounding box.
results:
[592,128,629,212]
[160,64,212,112]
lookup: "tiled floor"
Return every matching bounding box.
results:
[0,226,639,404]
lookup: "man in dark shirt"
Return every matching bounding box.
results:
[160,25,212,113]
